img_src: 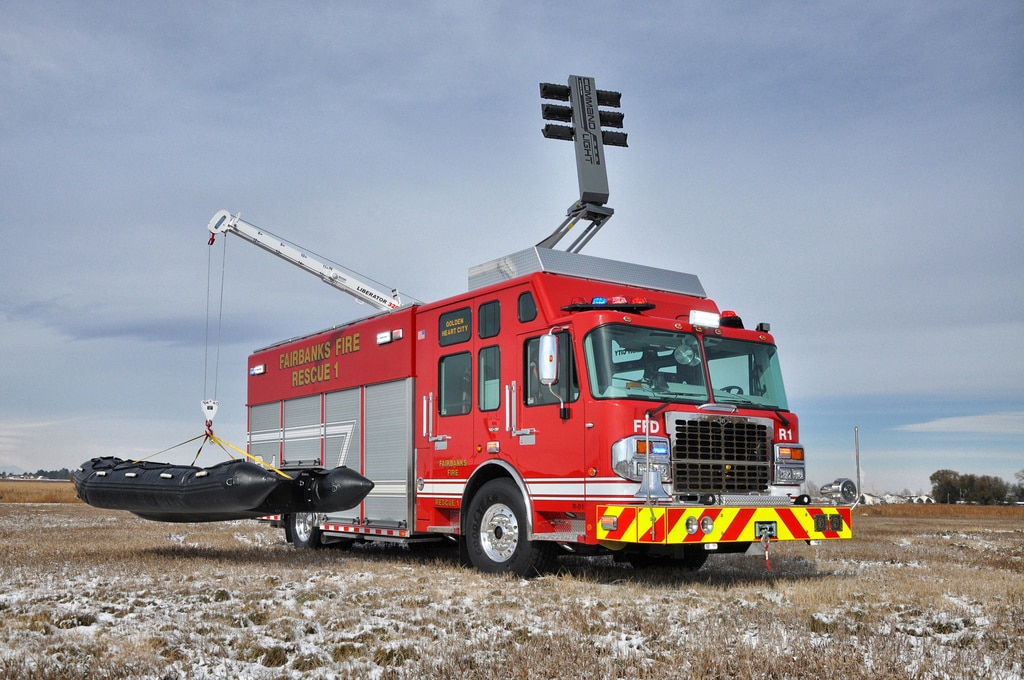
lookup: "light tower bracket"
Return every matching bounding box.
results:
[535,201,614,253]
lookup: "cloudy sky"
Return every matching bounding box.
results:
[2,2,1021,494]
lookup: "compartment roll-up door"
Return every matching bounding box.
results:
[363,379,414,525]
[249,402,282,464]
[324,388,360,469]
[283,394,321,466]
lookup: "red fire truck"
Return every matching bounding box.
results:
[209,77,853,576]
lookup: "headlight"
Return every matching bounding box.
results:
[611,435,671,482]
[775,465,806,483]
[773,444,805,486]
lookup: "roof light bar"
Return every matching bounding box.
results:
[561,295,655,313]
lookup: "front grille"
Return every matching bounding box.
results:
[666,414,771,494]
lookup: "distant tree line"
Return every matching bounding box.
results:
[930,468,1024,505]
[0,468,72,480]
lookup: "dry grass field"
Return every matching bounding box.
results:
[0,480,81,504]
[0,490,1021,679]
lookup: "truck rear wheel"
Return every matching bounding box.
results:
[288,512,323,549]
[465,479,554,577]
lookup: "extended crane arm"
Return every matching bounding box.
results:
[207,210,402,312]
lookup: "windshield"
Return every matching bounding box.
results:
[702,336,788,410]
[583,324,789,410]
[583,325,709,404]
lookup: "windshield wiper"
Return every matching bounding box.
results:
[711,393,757,407]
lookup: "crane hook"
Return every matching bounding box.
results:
[201,399,218,436]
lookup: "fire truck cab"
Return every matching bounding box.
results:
[246,246,851,576]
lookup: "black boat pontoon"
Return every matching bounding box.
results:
[72,456,373,523]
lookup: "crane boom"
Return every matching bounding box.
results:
[207,210,402,312]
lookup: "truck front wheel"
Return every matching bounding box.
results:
[465,479,554,577]
[288,512,323,549]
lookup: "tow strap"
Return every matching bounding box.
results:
[205,430,292,480]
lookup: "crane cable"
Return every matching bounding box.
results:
[204,234,227,404]
[202,232,292,480]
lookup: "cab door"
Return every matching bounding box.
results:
[414,302,496,531]
[416,305,475,456]
[505,327,586,511]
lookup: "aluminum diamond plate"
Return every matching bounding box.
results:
[468,248,706,298]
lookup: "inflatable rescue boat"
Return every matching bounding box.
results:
[72,456,373,523]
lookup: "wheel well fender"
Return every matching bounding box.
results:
[461,460,533,538]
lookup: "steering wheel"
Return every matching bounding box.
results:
[721,385,744,395]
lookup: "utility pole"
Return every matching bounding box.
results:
[854,426,862,501]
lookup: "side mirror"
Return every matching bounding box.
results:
[538,333,558,385]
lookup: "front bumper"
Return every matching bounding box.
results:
[595,504,852,544]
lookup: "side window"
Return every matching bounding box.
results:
[478,346,500,411]
[479,300,500,339]
[517,292,537,323]
[439,352,472,416]
[524,332,579,406]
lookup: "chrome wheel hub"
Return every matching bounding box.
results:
[294,513,316,542]
[480,503,519,563]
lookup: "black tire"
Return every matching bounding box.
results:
[288,512,323,549]
[465,479,555,577]
[679,549,709,571]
